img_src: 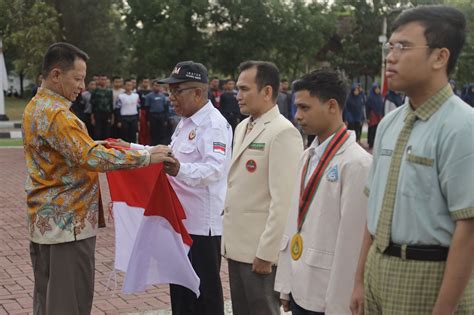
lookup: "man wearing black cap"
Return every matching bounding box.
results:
[124,61,232,315]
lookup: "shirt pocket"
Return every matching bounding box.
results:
[401,151,435,200]
[179,143,196,154]
[304,248,334,270]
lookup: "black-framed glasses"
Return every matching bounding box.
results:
[382,42,431,58]
[169,87,199,97]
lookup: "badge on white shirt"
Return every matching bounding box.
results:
[326,164,339,182]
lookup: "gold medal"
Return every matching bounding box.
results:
[291,233,303,261]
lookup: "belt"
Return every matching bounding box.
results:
[384,243,449,261]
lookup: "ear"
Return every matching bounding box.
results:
[432,48,450,71]
[49,68,62,83]
[263,86,273,102]
[327,98,340,115]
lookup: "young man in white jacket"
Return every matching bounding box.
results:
[274,69,372,315]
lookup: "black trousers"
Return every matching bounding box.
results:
[149,112,168,145]
[30,237,96,315]
[170,234,224,315]
[347,122,362,142]
[93,112,112,140]
[367,124,378,149]
[120,115,138,143]
[290,294,324,315]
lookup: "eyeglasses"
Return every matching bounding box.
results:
[382,42,431,58]
[169,87,199,97]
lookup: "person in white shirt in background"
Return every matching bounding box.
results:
[115,79,140,143]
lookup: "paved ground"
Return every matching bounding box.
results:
[0,148,234,315]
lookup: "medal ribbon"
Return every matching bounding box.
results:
[297,126,350,232]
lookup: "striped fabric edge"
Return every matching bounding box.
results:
[450,207,474,221]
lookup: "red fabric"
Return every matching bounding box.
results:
[107,164,192,247]
[138,108,150,145]
[367,111,383,127]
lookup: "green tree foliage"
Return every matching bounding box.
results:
[124,0,210,78]
[0,0,60,80]
[47,0,127,78]
[209,0,336,78]
[0,0,471,86]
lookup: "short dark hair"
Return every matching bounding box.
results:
[42,42,88,78]
[292,69,348,110]
[224,78,235,84]
[391,5,466,75]
[112,76,122,81]
[238,61,280,101]
[124,79,133,84]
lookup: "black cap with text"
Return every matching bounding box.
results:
[158,61,208,84]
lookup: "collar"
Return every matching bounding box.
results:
[309,133,335,160]
[249,105,280,125]
[308,129,356,159]
[188,101,214,126]
[36,87,71,108]
[406,84,453,122]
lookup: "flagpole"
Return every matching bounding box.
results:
[0,37,9,121]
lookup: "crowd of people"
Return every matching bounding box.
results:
[22,4,474,315]
[34,61,472,154]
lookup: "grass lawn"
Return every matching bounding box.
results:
[0,138,23,147]
[5,97,29,120]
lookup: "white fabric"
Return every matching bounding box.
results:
[132,101,233,236]
[113,201,200,296]
[113,202,145,272]
[116,92,139,116]
[123,215,200,295]
[113,88,125,104]
[304,133,335,186]
[274,133,372,314]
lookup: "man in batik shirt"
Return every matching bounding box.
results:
[22,42,174,315]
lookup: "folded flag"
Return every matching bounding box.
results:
[106,162,200,296]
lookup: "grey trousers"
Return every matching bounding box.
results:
[228,259,280,315]
[30,237,96,315]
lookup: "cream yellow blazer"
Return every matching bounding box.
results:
[222,106,303,264]
[274,133,372,314]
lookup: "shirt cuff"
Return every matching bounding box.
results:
[280,292,290,301]
[176,163,190,181]
[131,143,146,150]
[139,149,150,167]
[450,207,474,221]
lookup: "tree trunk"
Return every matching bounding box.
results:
[20,71,24,97]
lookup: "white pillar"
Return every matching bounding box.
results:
[0,38,9,120]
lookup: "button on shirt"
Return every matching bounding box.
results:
[366,85,474,247]
[132,101,233,236]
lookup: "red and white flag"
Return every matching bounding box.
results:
[106,163,200,296]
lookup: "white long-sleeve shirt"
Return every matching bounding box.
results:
[132,101,232,236]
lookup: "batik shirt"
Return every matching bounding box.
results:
[23,88,150,244]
